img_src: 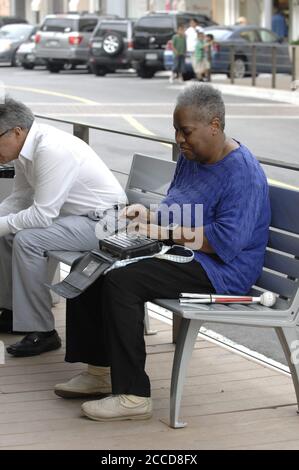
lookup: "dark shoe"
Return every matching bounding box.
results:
[6,330,62,357]
[0,309,13,333]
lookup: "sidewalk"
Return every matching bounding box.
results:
[0,301,298,450]
[209,73,299,105]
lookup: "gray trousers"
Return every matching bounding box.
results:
[0,215,98,332]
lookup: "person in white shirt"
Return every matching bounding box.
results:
[0,97,126,357]
[185,18,199,54]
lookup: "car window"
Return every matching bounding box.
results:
[259,29,278,43]
[0,24,33,39]
[239,30,260,42]
[78,18,98,33]
[203,29,232,41]
[135,16,174,32]
[41,18,76,33]
[94,21,128,36]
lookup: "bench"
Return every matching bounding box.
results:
[47,154,177,335]
[47,154,299,429]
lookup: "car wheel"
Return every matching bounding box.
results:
[227,57,247,79]
[63,63,75,71]
[94,66,107,76]
[103,32,123,56]
[136,65,155,79]
[47,63,63,73]
[23,63,35,70]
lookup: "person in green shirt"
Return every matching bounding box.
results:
[192,27,209,81]
[170,25,186,83]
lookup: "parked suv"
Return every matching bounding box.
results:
[130,11,216,78]
[89,19,133,76]
[35,13,117,73]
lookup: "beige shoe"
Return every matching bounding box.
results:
[81,394,152,421]
[55,371,112,398]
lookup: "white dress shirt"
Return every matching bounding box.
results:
[185,26,197,53]
[0,122,126,236]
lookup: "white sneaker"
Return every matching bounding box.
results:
[169,74,174,84]
[55,371,112,398]
[81,394,152,422]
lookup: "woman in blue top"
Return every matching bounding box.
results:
[55,84,271,423]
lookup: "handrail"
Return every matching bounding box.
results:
[35,113,299,172]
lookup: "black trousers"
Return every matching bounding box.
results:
[65,258,215,397]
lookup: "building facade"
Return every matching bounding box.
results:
[1,0,298,40]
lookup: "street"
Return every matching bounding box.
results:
[1,65,299,366]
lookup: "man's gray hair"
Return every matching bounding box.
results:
[0,96,34,133]
[176,83,225,130]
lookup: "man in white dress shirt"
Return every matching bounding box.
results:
[0,97,126,357]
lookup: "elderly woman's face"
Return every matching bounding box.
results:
[173,106,216,163]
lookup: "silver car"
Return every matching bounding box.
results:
[0,23,35,66]
[35,13,116,73]
[35,13,118,73]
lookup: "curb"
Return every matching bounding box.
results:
[212,83,299,105]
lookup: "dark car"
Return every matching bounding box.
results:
[130,11,216,78]
[0,23,35,66]
[89,19,133,76]
[0,16,28,27]
[164,25,292,79]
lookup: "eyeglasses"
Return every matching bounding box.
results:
[0,128,13,139]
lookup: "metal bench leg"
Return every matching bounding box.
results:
[144,303,157,336]
[47,257,61,306]
[275,326,299,413]
[168,318,203,429]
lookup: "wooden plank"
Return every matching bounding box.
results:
[1,309,298,450]
[2,410,299,450]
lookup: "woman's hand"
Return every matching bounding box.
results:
[127,221,169,240]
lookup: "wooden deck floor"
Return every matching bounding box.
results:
[1,302,299,450]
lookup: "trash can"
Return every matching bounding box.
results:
[0,164,15,202]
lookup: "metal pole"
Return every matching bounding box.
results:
[230,45,235,84]
[73,124,89,144]
[292,46,296,82]
[271,46,277,89]
[172,143,180,162]
[251,45,257,87]
[207,44,212,82]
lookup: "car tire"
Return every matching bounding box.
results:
[94,66,107,76]
[227,56,247,79]
[136,65,155,79]
[47,63,63,73]
[102,32,123,56]
[23,63,35,70]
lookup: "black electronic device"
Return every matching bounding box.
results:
[100,232,162,259]
[48,231,162,299]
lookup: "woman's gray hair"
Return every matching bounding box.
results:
[176,83,225,130]
[0,96,34,133]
